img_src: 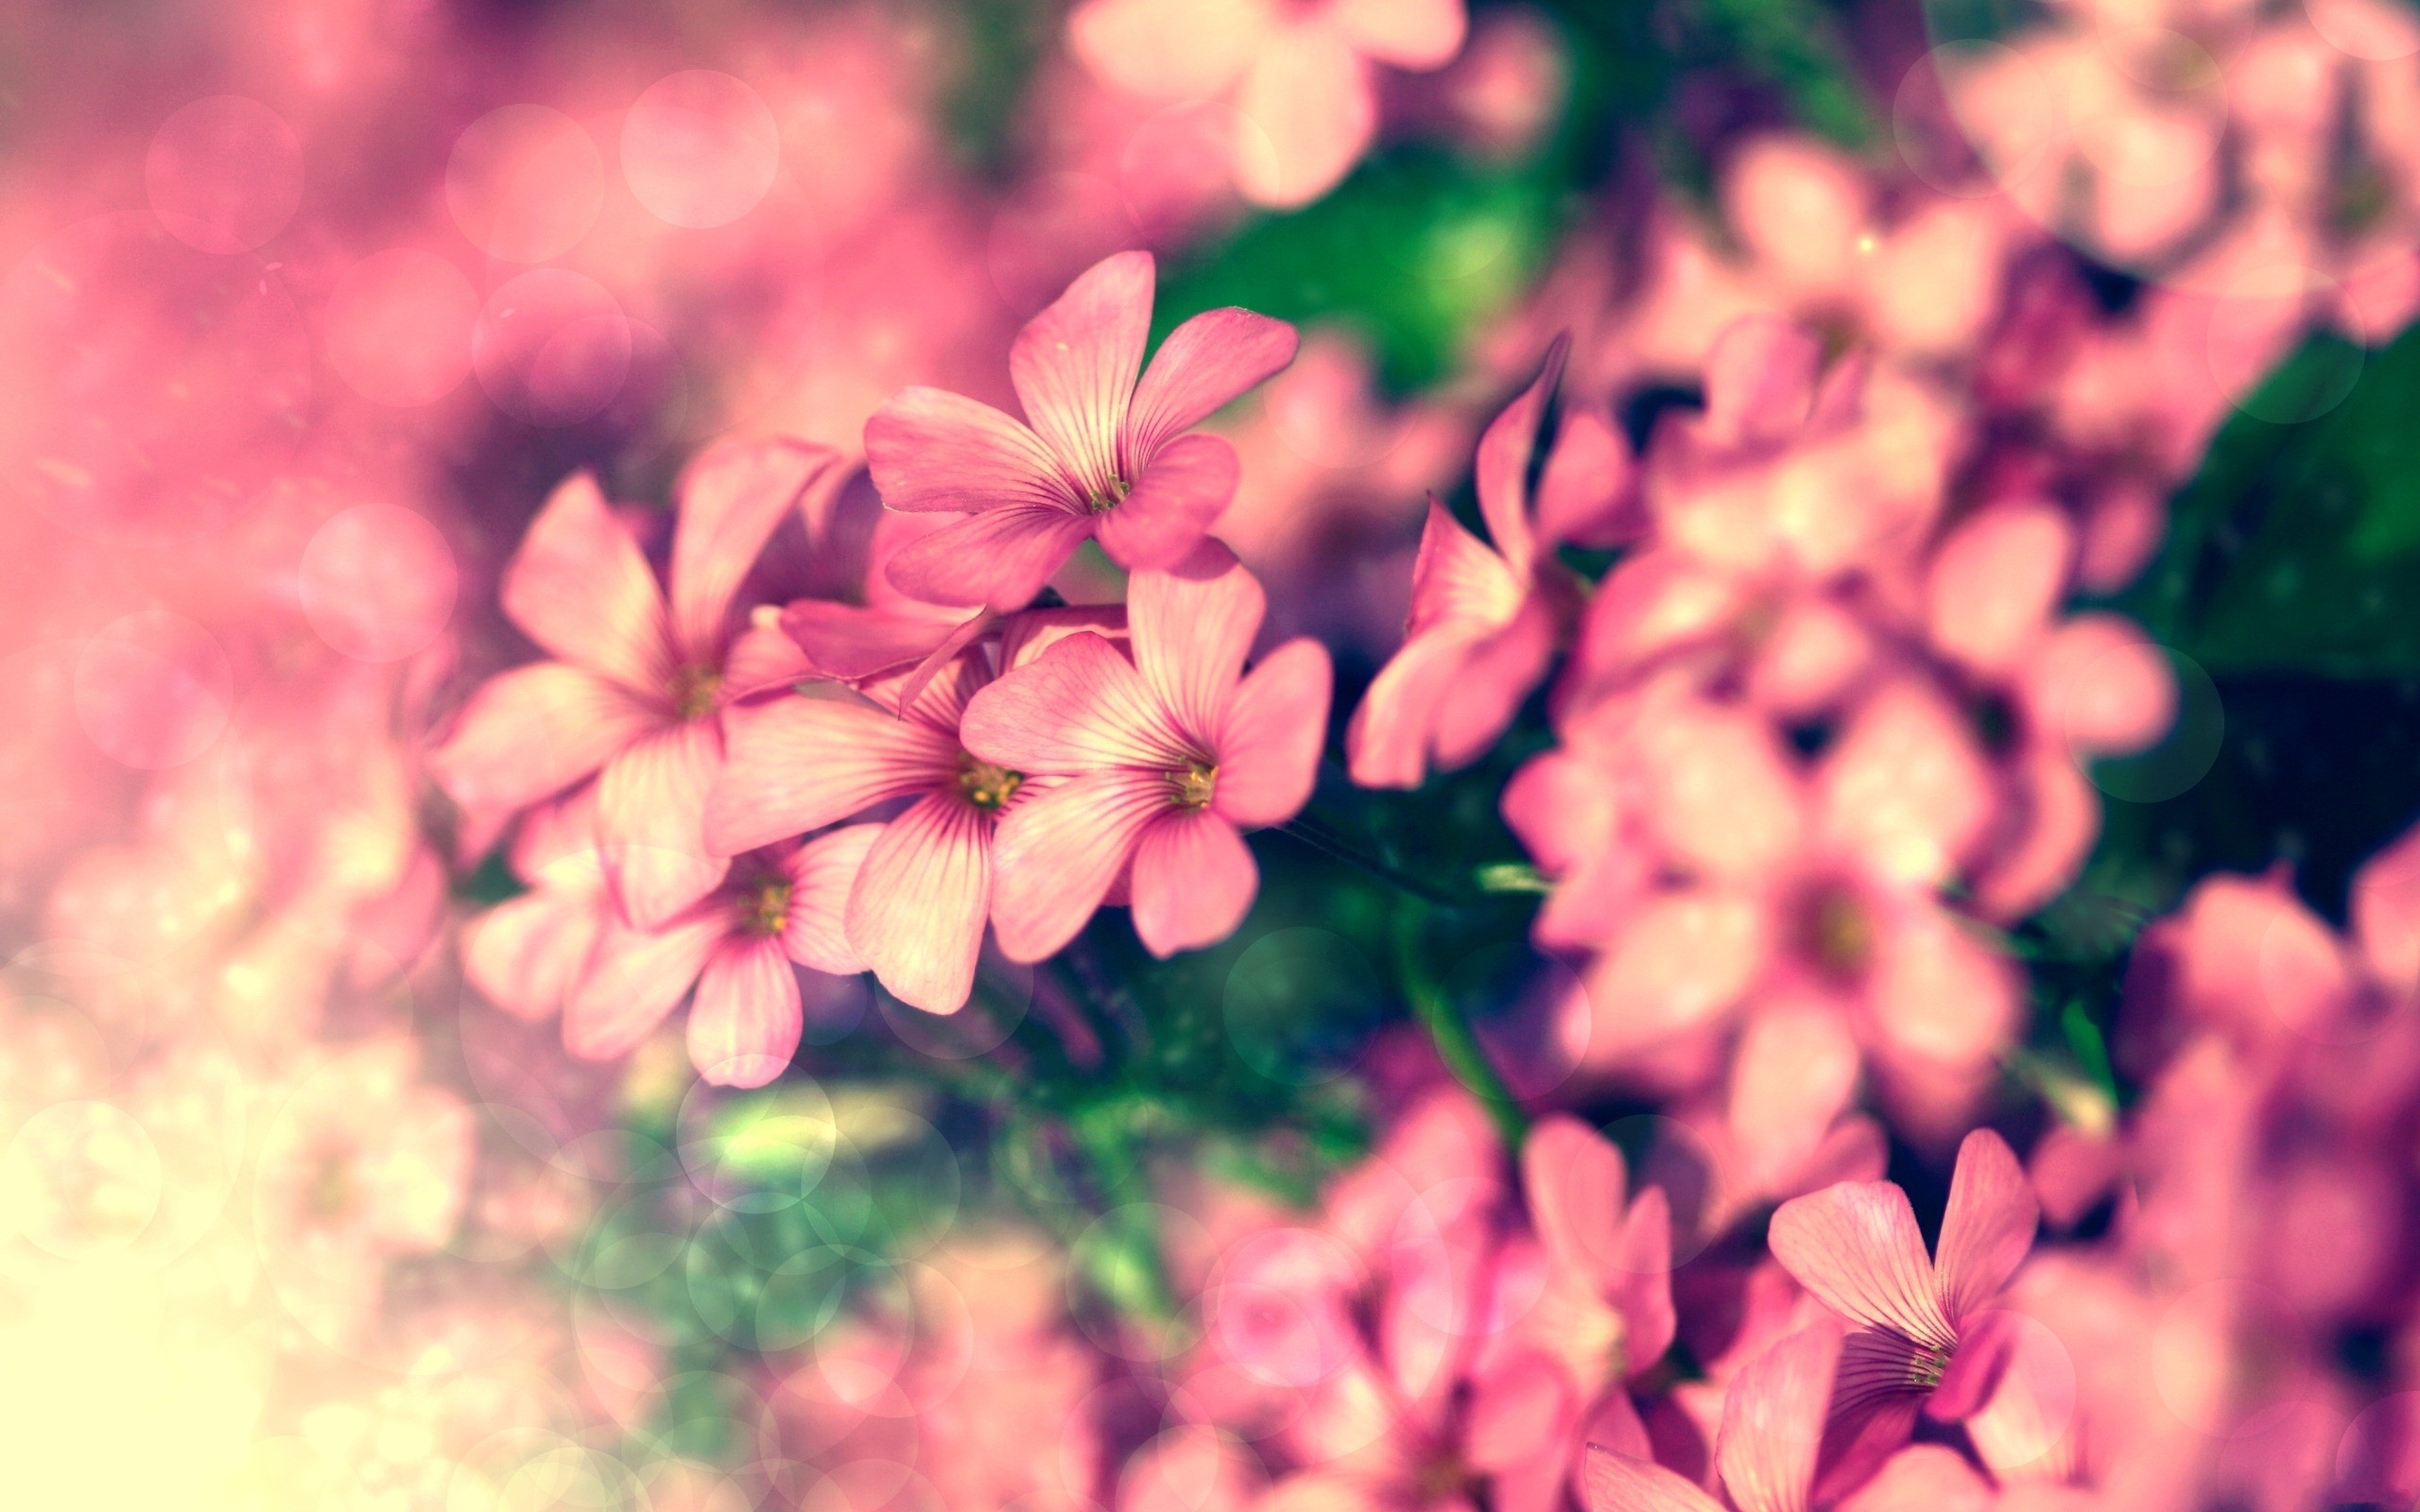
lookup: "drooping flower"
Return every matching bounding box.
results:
[565,826,874,1087]
[1583,1320,1848,1512]
[1347,337,1634,789]
[863,250,1298,611]
[705,610,1122,1014]
[1067,0,1468,207]
[427,439,838,928]
[959,541,1331,961]
[1766,1129,2039,1458]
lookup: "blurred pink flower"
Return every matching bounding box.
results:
[1583,1320,1847,1512]
[427,439,838,928]
[864,250,1297,610]
[1348,339,1634,788]
[1768,1130,2038,1455]
[461,783,612,1025]
[565,826,873,1086]
[961,541,1330,961]
[1068,0,1467,206]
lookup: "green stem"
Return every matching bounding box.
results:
[1392,902,1529,1149]
[1281,812,1483,907]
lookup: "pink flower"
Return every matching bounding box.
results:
[705,610,1123,1015]
[427,439,839,929]
[1584,1320,1848,1512]
[565,826,873,1087]
[1767,1130,2038,1456]
[863,250,1297,611]
[461,783,612,1026]
[1068,0,1468,207]
[959,541,1331,961]
[1348,339,1634,788]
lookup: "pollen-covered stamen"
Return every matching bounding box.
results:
[669,663,723,721]
[1909,1342,1950,1390]
[741,875,792,937]
[1082,475,1130,514]
[1170,760,1218,809]
[1798,881,1875,984]
[958,755,1026,811]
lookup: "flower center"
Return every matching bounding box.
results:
[305,1144,354,1223]
[670,663,722,721]
[1909,1342,1950,1390]
[1798,881,1874,983]
[1170,760,1217,810]
[744,876,792,937]
[1083,476,1129,514]
[958,756,1026,812]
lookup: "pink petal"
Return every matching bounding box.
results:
[1094,431,1238,572]
[1474,338,1564,576]
[1129,538,1264,744]
[989,767,1168,961]
[1970,748,2097,920]
[501,472,673,696]
[721,621,820,701]
[1584,886,1768,1045]
[1634,696,1805,885]
[2353,818,2420,991]
[1931,1129,2035,1324]
[783,823,880,975]
[1814,680,1994,888]
[2023,613,2175,756]
[597,719,731,929]
[1582,1448,1726,1512]
[1831,1444,1995,1512]
[1212,638,1331,828]
[1332,0,1467,68]
[1129,807,1257,956]
[1464,1350,1576,1471]
[1430,598,1559,770]
[564,910,724,1060]
[1521,1113,1631,1285]
[1066,0,1267,100]
[1715,1322,1844,1512]
[428,662,661,816]
[463,885,604,1023]
[1259,1471,1396,1512]
[959,630,1191,774]
[1232,21,1377,208]
[1011,249,1155,503]
[863,385,1076,513]
[686,936,803,1088]
[1767,1183,1956,1351]
[1616,1188,1678,1370]
[1536,404,1639,551]
[706,694,957,855]
[1726,1005,1862,1198]
[780,600,969,682]
[845,794,992,1011]
[1923,503,2070,676]
[1700,316,1820,450]
[882,504,1098,611]
[669,438,834,664]
[998,603,1131,671]
[1863,900,2021,1087]
[1406,496,1528,634]
[1124,306,1300,465]
[1345,619,1481,789]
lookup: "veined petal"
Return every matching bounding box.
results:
[1464,1350,1576,1472]
[463,885,605,1023]
[863,386,1075,513]
[780,600,968,682]
[1715,1322,1844,1512]
[960,631,1192,773]
[686,937,803,1088]
[845,795,992,1012]
[1011,249,1155,503]
[597,720,730,929]
[1094,432,1237,572]
[1406,497,1527,637]
[1232,22,1377,208]
[1474,337,1565,578]
[989,768,1168,961]
[1124,306,1300,466]
[1332,0,1466,69]
[1536,404,1639,551]
[564,910,724,1061]
[502,472,673,696]
[1615,1187,1677,1370]
[1768,1182,1957,1351]
[883,505,1098,612]
[784,824,880,974]
[706,696,957,855]
[1521,1114,1630,1288]
[721,621,821,701]
[428,662,661,816]
[1582,1448,1726,1512]
[1828,1443,1995,1512]
[1213,638,1331,828]
[1346,621,1483,789]
[1130,539,1264,746]
[670,438,834,664]
[1932,1129,2036,1325]
[1130,808,1257,956]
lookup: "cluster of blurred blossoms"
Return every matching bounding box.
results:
[2,0,2420,1507]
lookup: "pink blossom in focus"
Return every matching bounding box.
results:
[960,541,1331,961]
[863,250,1298,610]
